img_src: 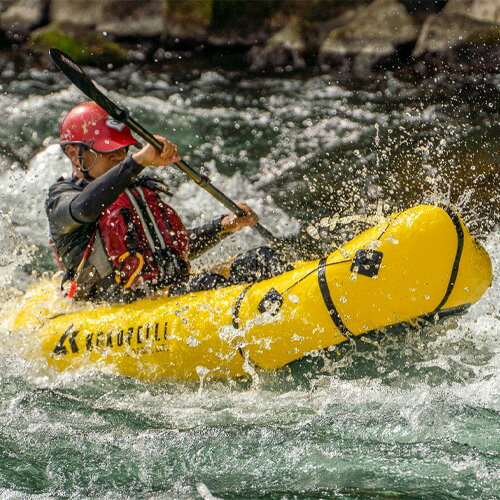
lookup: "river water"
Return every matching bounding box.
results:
[0,67,498,498]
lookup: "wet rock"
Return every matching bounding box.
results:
[412,0,500,74]
[413,13,498,57]
[26,23,128,68]
[163,0,212,41]
[98,0,164,38]
[308,8,359,49]
[444,0,500,24]
[269,15,307,52]
[248,16,307,73]
[271,0,364,23]
[0,0,47,41]
[50,0,103,28]
[319,0,418,76]
[248,44,305,73]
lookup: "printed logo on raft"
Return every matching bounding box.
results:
[52,322,170,356]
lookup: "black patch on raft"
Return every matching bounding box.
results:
[350,249,383,278]
[258,288,283,315]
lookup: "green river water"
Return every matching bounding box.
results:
[0,67,498,499]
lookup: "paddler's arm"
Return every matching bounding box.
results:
[187,216,229,258]
[188,203,258,258]
[46,157,144,237]
[69,157,144,223]
[68,135,178,225]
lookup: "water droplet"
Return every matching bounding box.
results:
[187,336,200,347]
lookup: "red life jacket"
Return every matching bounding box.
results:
[97,183,190,290]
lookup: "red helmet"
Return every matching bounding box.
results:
[60,101,141,153]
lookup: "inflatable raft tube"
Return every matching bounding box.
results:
[8,205,492,381]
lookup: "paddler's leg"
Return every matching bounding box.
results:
[168,247,291,296]
[228,246,292,285]
[168,272,230,296]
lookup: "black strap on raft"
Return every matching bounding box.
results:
[317,257,354,341]
[232,284,253,329]
[433,205,465,312]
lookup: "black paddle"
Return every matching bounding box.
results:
[49,48,284,246]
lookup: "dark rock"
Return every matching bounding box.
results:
[444,0,500,24]
[320,0,418,76]
[26,23,128,68]
[163,0,211,41]
[248,16,307,73]
[248,44,306,73]
[455,33,500,72]
[413,13,498,57]
[50,0,103,28]
[208,0,278,46]
[413,17,500,76]
[308,9,358,49]
[0,0,47,41]
[98,0,163,38]
[412,0,500,76]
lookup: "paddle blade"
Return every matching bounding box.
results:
[49,48,128,122]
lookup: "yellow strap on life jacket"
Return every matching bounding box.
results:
[115,252,145,289]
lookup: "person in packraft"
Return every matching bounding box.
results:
[46,101,289,302]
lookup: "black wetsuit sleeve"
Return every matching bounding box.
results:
[70,157,144,223]
[188,216,231,258]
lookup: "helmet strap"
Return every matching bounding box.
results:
[77,145,95,181]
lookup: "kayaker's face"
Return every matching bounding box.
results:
[66,145,128,179]
[82,147,128,178]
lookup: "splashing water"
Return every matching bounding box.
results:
[0,69,498,499]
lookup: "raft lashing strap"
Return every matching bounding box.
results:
[434,205,465,312]
[230,206,463,350]
[232,284,253,329]
[317,257,354,341]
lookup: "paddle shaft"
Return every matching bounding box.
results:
[125,115,276,241]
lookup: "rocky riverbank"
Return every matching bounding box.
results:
[0,0,499,78]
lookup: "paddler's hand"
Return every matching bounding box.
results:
[221,203,258,233]
[132,135,181,167]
